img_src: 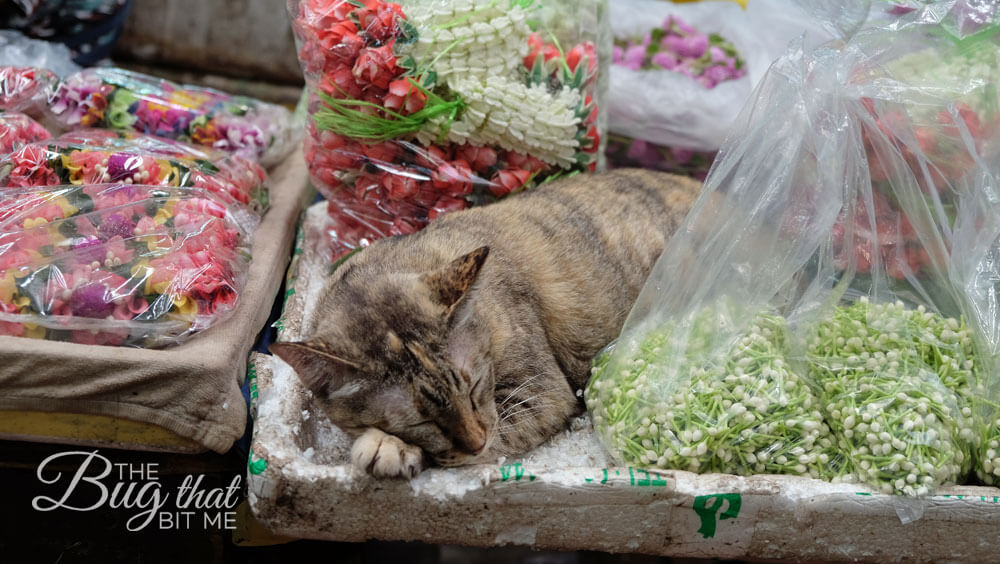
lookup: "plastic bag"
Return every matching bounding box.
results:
[0,130,269,229]
[46,67,297,167]
[607,0,841,152]
[0,182,250,347]
[0,30,80,78]
[0,112,51,154]
[0,66,56,114]
[587,3,1000,495]
[288,0,609,259]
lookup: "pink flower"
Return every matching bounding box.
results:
[432,160,475,198]
[384,79,427,115]
[5,144,60,187]
[566,42,598,77]
[427,196,468,220]
[353,43,400,90]
[622,45,646,70]
[455,144,498,173]
[489,169,532,198]
[651,52,678,70]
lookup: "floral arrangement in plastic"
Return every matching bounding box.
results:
[0,130,269,225]
[47,67,295,166]
[0,66,55,113]
[0,182,250,346]
[0,112,51,154]
[605,14,743,176]
[289,0,605,258]
[612,14,745,88]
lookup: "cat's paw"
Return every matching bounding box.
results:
[351,428,424,479]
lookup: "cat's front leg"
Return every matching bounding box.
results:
[350,427,425,478]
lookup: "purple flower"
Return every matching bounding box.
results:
[106,153,142,181]
[71,237,106,264]
[671,148,694,165]
[680,34,709,59]
[98,213,135,240]
[709,46,727,63]
[622,45,646,70]
[664,15,697,35]
[626,139,663,169]
[651,52,679,70]
[69,283,115,318]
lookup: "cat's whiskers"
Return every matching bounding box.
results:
[496,374,542,410]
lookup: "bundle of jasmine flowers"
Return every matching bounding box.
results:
[588,298,991,496]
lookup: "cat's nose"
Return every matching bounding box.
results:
[457,425,487,455]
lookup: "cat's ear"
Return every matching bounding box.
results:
[269,341,362,398]
[422,246,490,311]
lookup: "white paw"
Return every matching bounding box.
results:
[350,428,424,479]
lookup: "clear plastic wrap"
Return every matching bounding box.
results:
[46,67,297,167]
[0,130,269,229]
[0,182,250,347]
[0,112,51,155]
[0,30,81,78]
[0,66,56,114]
[607,0,840,153]
[587,3,1000,495]
[289,0,609,259]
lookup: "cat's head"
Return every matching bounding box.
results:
[271,246,499,469]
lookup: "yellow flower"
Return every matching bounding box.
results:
[53,196,79,218]
[168,90,212,110]
[169,294,198,320]
[23,323,45,339]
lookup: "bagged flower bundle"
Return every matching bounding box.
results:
[0,112,50,154]
[588,307,848,481]
[606,0,834,175]
[46,67,296,167]
[0,66,55,113]
[0,182,250,346]
[588,3,1000,496]
[0,130,269,227]
[289,0,608,258]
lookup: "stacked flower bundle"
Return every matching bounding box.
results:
[289,0,605,258]
[0,130,268,225]
[0,182,249,346]
[47,67,295,166]
[0,66,55,113]
[0,112,51,154]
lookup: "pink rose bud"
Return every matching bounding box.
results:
[427,196,468,220]
[489,169,532,198]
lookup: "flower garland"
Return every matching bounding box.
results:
[290,0,602,259]
[47,68,295,166]
[0,182,249,346]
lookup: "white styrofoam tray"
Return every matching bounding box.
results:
[248,203,1000,563]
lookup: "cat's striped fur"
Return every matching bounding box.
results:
[271,169,700,478]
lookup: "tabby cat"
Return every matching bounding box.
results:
[270,169,700,478]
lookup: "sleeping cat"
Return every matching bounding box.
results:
[270,169,700,478]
